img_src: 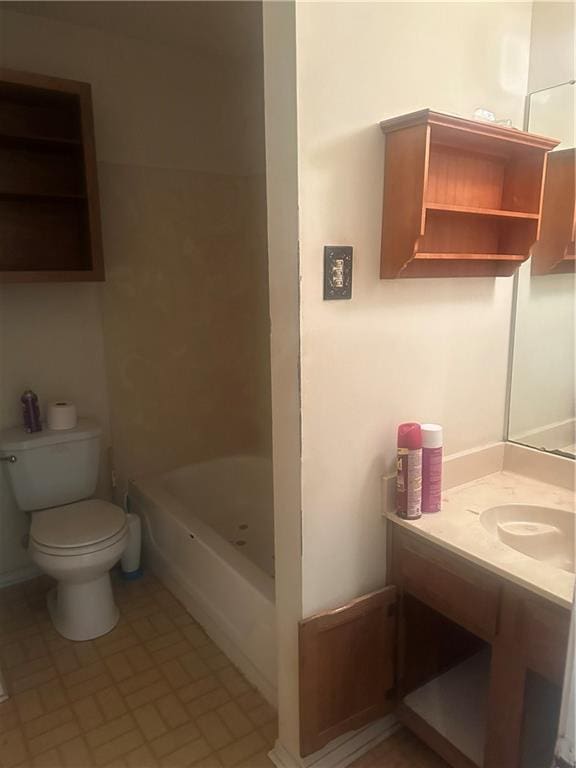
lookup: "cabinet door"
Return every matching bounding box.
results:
[299,586,397,757]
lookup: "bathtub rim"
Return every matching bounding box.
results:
[129,472,275,604]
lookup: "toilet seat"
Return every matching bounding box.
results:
[30,499,127,556]
[31,526,128,558]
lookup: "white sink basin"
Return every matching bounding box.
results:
[480,504,575,573]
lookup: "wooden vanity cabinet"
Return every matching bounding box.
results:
[299,524,571,768]
[485,584,570,768]
[390,527,500,642]
[391,526,570,768]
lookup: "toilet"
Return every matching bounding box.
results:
[0,420,128,641]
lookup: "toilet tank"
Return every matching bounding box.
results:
[0,420,102,511]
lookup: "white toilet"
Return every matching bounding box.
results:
[0,420,128,641]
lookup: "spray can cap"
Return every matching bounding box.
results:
[421,424,443,449]
[397,422,422,450]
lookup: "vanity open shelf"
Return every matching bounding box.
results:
[400,648,490,768]
[379,109,559,278]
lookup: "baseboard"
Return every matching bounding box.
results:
[144,542,278,708]
[0,563,40,589]
[268,715,399,768]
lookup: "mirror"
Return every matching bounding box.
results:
[508,81,575,457]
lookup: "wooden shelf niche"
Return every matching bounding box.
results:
[0,68,104,282]
[379,109,559,278]
[531,147,575,275]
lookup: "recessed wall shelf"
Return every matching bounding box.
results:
[0,192,86,201]
[0,68,104,282]
[379,109,559,278]
[0,132,82,148]
[531,147,575,275]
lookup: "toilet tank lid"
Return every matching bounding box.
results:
[0,419,101,452]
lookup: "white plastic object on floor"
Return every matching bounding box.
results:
[121,512,142,578]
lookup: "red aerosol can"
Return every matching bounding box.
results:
[396,422,422,519]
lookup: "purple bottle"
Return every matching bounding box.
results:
[21,389,42,433]
[421,424,443,513]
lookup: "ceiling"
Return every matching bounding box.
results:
[0,1,263,60]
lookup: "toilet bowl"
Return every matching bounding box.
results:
[29,499,128,641]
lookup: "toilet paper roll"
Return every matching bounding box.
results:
[47,401,78,431]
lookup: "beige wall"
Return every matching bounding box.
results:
[0,6,270,580]
[528,1,575,92]
[295,1,532,620]
[2,8,263,175]
[100,166,270,488]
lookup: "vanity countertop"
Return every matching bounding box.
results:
[385,468,575,610]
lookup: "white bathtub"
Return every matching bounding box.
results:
[129,456,276,705]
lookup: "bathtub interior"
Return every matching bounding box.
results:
[161,456,275,577]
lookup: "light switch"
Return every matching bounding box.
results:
[323,246,353,300]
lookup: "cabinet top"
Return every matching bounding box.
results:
[379,108,559,151]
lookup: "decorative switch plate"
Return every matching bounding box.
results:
[323,246,353,300]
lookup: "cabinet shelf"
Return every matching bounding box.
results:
[400,649,491,768]
[0,132,82,150]
[415,252,525,261]
[379,109,559,278]
[425,202,540,220]
[0,191,86,202]
[0,68,103,282]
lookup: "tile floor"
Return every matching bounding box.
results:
[0,572,446,768]
[0,572,276,768]
[349,730,448,768]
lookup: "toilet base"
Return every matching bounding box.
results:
[47,574,120,641]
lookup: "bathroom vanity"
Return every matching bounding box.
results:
[299,442,574,768]
[389,523,570,768]
[387,443,573,768]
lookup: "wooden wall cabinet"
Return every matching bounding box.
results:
[0,68,104,282]
[379,109,558,278]
[531,147,576,275]
[299,525,570,768]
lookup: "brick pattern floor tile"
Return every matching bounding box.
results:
[350,728,449,768]
[0,572,445,768]
[0,573,277,768]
